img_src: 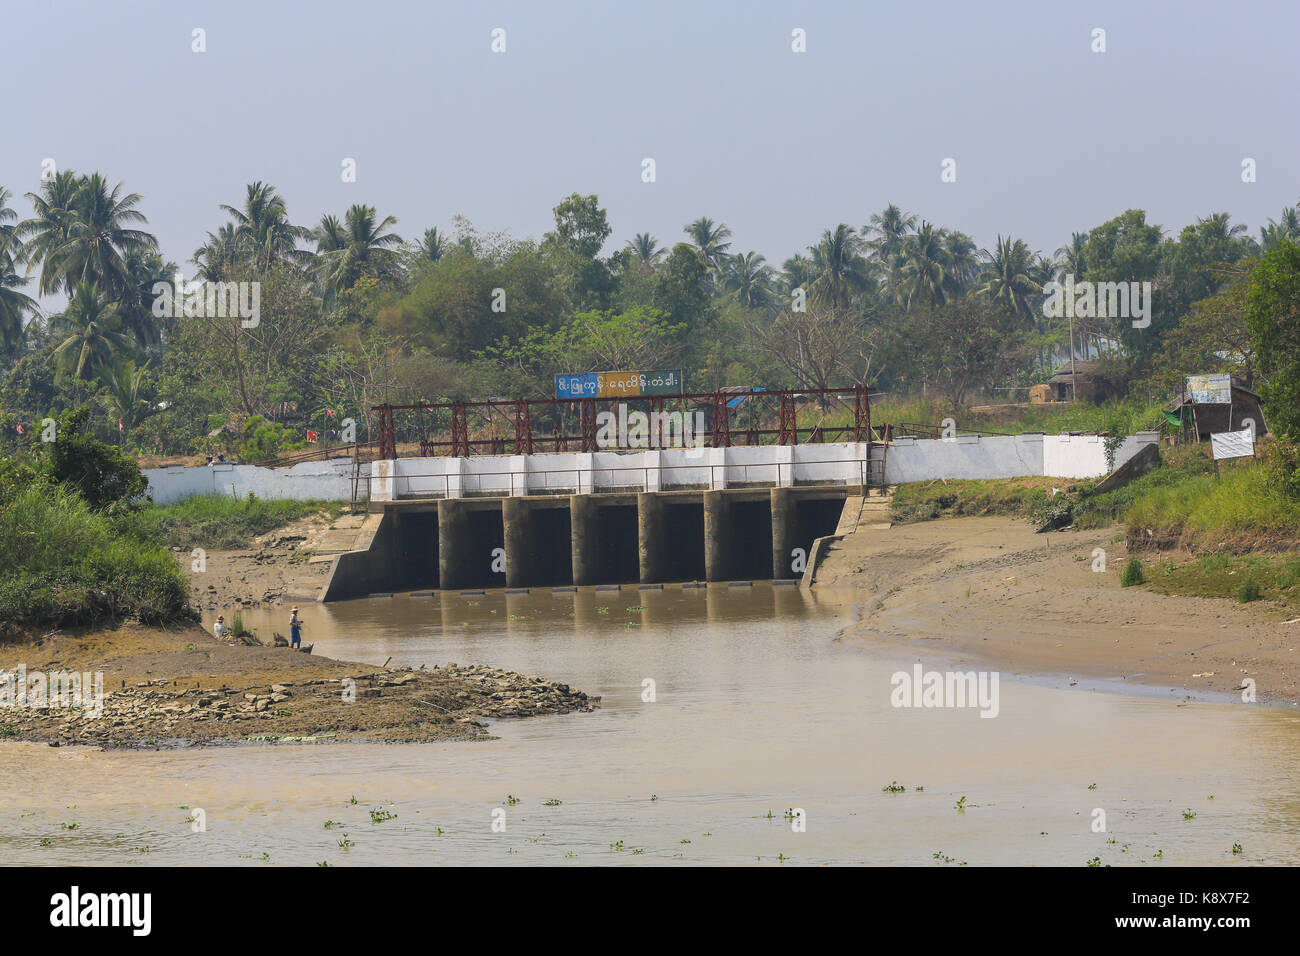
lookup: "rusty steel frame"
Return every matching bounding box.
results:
[373,385,874,459]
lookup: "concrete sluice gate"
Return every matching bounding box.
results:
[323,487,852,599]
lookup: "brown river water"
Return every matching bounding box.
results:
[3,584,1299,866]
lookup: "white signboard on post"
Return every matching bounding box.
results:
[1211,427,1255,461]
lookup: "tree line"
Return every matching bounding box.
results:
[2,172,1298,457]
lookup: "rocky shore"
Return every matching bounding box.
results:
[0,625,598,749]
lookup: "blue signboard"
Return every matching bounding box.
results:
[555,373,598,398]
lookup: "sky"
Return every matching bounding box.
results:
[5,0,1298,304]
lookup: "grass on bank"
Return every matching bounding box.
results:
[1124,454,1300,552]
[126,494,347,550]
[1129,553,1300,610]
[0,481,192,631]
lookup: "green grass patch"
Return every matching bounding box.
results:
[1138,553,1300,609]
[126,494,345,550]
[891,476,1070,524]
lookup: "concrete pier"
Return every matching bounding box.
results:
[637,492,665,584]
[703,490,731,583]
[770,487,795,579]
[437,498,471,591]
[502,497,534,589]
[570,495,598,586]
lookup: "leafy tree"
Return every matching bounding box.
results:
[1246,241,1300,439]
[230,414,306,462]
[546,194,612,259]
[43,407,147,510]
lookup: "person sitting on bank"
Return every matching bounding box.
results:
[213,614,230,641]
[289,608,304,649]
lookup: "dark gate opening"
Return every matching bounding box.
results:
[796,498,844,559]
[663,502,706,582]
[466,508,506,588]
[396,511,439,590]
[731,500,774,580]
[531,508,573,587]
[595,505,639,584]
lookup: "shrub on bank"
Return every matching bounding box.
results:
[0,480,192,632]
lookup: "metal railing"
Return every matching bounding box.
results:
[359,455,885,501]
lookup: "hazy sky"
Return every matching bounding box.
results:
[6,0,1298,292]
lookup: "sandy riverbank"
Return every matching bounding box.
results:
[0,624,597,749]
[811,515,1300,706]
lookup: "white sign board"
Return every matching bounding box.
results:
[1211,427,1255,461]
[1187,373,1232,405]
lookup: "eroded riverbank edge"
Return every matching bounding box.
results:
[810,515,1300,708]
[0,623,599,750]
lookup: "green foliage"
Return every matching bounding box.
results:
[1246,240,1300,440]
[230,415,306,462]
[0,478,191,631]
[44,407,147,510]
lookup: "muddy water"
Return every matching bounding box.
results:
[3,585,1300,866]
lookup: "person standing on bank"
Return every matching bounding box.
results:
[289,607,304,649]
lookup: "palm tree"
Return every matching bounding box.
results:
[808,224,871,309]
[102,359,151,436]
[864,203,916,266]
[0,188,37,351]
[418,227,449,262]
[115,250,175,348]
[1055,232,1088,280]
[942,228,980,296]
[50,173,156,296]
[977,235,1043,319]
[192,223,241,282]
[720,251,774,308]
[50,282,136,381]
[17,169,83,295]
[1197,211,1247,243]
[898,222,951,311]
[684,217,732,273]
[313,204,403,292]
[865,203,916,300]
[220,181,309,270]
[781,253,817,297]
[626,232,665,268]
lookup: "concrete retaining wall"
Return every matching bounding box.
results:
[142,457,355,505]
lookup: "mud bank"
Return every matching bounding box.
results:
[812,515,1300,706]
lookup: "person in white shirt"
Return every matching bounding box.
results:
[213,614,230,640]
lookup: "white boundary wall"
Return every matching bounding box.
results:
[140,433,1160,504]
[142,458,355,505]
